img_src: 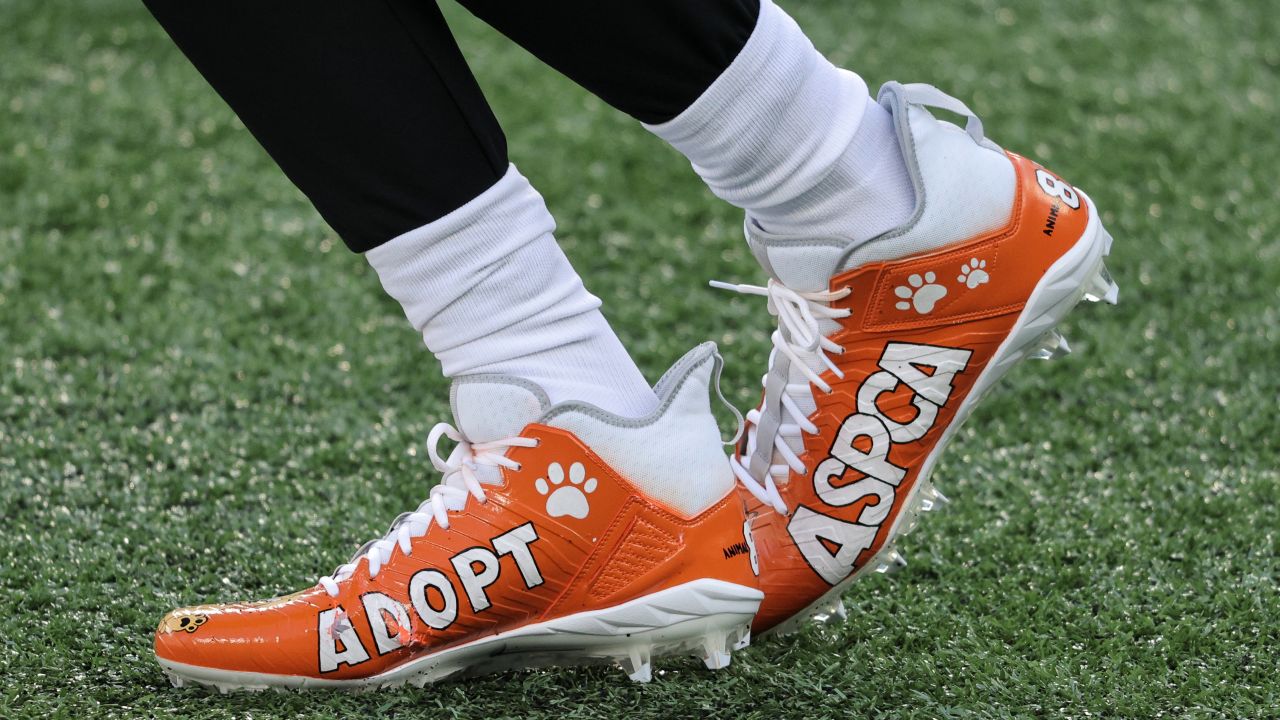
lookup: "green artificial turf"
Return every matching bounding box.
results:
[2,1,1278,717]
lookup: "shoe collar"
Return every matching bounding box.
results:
[744,81,1009,292]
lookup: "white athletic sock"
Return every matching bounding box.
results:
[645,0,914,245]
[366,165,658,419]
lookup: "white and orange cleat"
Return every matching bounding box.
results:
[716,82,1118,635]
[154,343,762,690]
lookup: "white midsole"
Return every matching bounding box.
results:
[159,578,763,689]
[771,191,1112,634]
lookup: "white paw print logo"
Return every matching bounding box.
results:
[894,272,948,315]
[958,258,990,289]
[535,462,597,520]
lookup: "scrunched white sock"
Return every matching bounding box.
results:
[646,0,914,244]
[366,165,658,418]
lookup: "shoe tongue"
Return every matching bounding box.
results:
[449,376,551,443]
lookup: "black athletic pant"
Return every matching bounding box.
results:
[142,1,760,252]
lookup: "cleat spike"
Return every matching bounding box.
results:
[1083,264,1119,305]
[621,646,652,683]
[887,549,908,571]
[831,600,848,621]
[921,481,952,509]
[874,548,907,575]
[1029,329,1071,361]
[813,598,847,624]
[919,483,940,513]
[701,649,731,671]
[730,625,752,651]
[1058,334,1073,356]
[699,630,732,670]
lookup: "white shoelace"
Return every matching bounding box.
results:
[710,279,852,516]
[318,423,537,598]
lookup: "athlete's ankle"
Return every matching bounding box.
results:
[645,0,913,246]
[366,165,658,418]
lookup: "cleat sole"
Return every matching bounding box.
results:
[159,578,761,692]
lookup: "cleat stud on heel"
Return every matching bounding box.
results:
[621,645,652,683]
[701,649,731,671]
[1057,334,1073,356]
[1083,264,1119,305]
[1029,330,1071,361]
[730,625,752,651]
[699,630,732,670]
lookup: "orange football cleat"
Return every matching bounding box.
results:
[716,82,1118,635]
[155,344,762,690]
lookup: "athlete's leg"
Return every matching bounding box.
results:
[144,4,762,687]
[459,0,914,245]
[142,0,504,251]
[141,0,657,416]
